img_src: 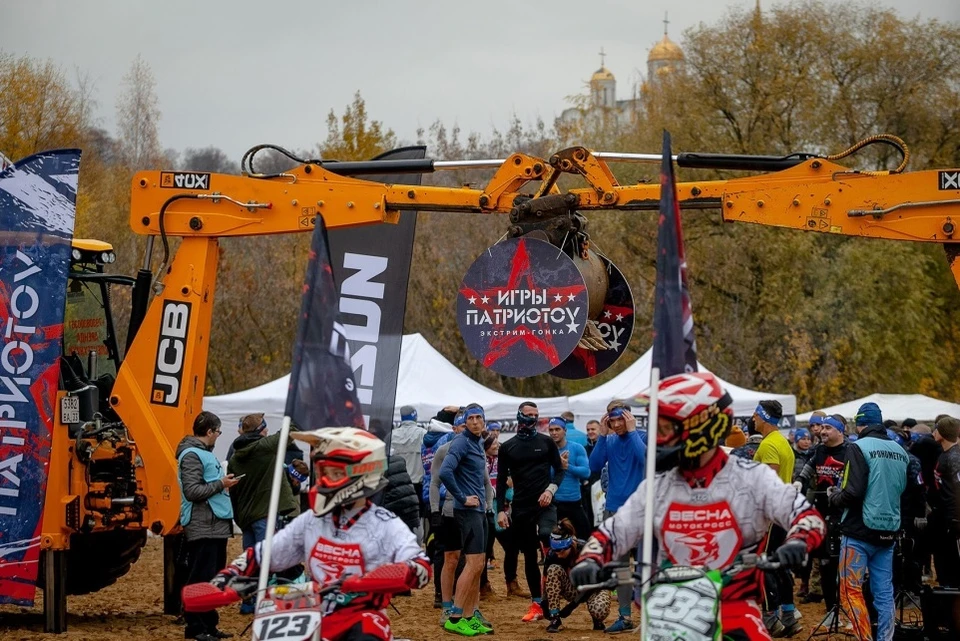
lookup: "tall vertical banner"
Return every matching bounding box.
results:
[0,150,81,605]
[286,215,366,431]
[328,146,425,442]
[652,131,698,377]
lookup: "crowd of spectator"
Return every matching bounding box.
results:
[174,397,959,640]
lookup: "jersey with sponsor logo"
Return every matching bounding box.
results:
[591,454,823,601]
[259,504,427,585]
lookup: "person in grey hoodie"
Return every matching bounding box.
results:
[391,406,426,510]
[176,411,239,641]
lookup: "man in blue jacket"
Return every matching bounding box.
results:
[829,402,908,641]
[548,417,591,540]
[438,404,492,636]
[588,400,646,634]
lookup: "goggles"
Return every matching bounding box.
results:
[313,452,382,490]
[239,417,267,432]
[549,533,574,551]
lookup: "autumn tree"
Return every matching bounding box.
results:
[632,1,960,407]
[0,53,89,160]
[320,91,396,161]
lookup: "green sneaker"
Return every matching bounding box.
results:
[472,610,494,631]
[444,617,480,636]
[468,616,494,634]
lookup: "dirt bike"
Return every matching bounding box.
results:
[577,553,781,641]
[182,563,413,641]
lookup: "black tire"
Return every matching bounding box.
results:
[38,529,147,595]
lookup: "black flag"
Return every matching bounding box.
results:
[328,146,425,442]
[652,131,698,377]
[285,215,365,430]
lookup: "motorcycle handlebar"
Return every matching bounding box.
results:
[575,554,780,594]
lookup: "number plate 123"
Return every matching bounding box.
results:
[254,611,321,641]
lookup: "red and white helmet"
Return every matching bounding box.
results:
[645,372,733,461]
[292,427,388,517]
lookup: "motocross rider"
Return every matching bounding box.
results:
[209,427,431,641]
[570,372,826,640]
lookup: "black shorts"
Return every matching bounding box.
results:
[440,515,462,552]
[454,509,486,556]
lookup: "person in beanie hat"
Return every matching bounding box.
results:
[725,424,748,449]
[792,428,815,482]
[829,402,910,641]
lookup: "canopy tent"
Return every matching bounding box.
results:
[203,333,569,459]
[796,393,960,425]
[568,348,796,424]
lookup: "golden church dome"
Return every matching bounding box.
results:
[648,34,684,63]
[591,66,615,82]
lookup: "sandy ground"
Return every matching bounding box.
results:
[1,536,839,641]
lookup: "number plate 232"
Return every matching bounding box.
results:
[643,578,721,641]
[254,611,321,641]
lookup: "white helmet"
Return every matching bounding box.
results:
[292,427,388,517]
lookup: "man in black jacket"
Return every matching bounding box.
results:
[383,454,421,535]
[497,401,565,623]
[930,416,960,587]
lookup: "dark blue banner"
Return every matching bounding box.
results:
[328,147,425,441]
[652,131,698,377]
[285,215,366,431]
[0,149,80,605]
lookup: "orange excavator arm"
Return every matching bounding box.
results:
[130,146,960,276]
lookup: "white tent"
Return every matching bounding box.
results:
[568,348,796,423]
[203,333,569,459]
[796,393,960,424]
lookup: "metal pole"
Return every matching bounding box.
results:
[256,415,292,606]
[141,236,155,271]
[594,152,677,164]
[640,367,660,641]
[433,159,506,170]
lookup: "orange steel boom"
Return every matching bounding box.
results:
[130,147,960,277]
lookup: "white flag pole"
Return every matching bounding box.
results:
[256,414,293,608]
[640,366,660,641]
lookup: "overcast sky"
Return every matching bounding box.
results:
[3,0,958,160]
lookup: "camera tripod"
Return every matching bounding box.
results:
[807,518,857,640]
[806,556,858,639]
[893,531,924,636]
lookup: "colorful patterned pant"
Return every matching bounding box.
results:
[839,536,895,641]
[544,563,611,624]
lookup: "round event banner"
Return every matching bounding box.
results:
[457,237,589,378]
[551,255,635,379]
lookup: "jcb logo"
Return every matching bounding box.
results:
[160,172,210,190]
[151,302,191,406]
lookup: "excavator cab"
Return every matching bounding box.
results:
[38,239,147,614]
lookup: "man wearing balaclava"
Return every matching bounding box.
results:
[496,401,565,624]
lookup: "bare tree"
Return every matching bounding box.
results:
[115,55,162,170]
